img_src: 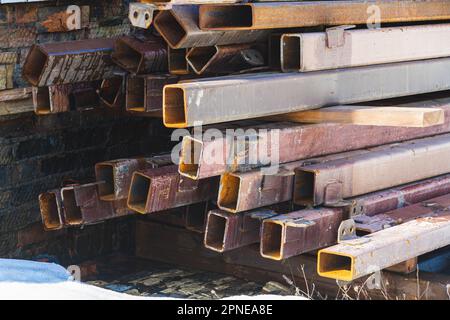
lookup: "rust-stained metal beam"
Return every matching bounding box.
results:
[199,1,450,30]
[179,97,450,180]
[23,39,115,87]
[126,74,179,113]
[127,165,218,214]
[111,36,168,74]
[186,43,266,75]
[95,155,172,202]
[154,5,269,49]
[318,194,450,281]
[168,47,191,75]
[294,134,450,206]
[39,189,65,231]
[204,208,278,253]
[281,24,450,73]
[98,75,126,108]
[163,58,450,128]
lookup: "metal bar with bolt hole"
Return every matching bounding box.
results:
[163,58,450,128]
[126,74,179,113]
[186,43,266,75]
[272,106,445,128]
[199,1,450,30]
[39,189,65,231]
[23,39,115,87]
[178,97,450,180]
[281,24,450,73]
[127,165,218,214]
[95,155,172,202]
[111,36,167,74]
[98,75,126,108]
[204,208,279,253]
[154,5,269,49]
[32,82,100,115]
[318,194,450,281]
[294,134,450,207]
[168,47,191,75]
[128,3,156,29]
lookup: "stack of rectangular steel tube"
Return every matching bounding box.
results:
[32,0,450,284]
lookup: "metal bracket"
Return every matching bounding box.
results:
[326,25,356,48]
[128,3,156,29]
[338,219,371,245]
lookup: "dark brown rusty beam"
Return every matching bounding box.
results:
[127,165,218,214]
[39,189,65,231]
[179,97,450,180]
[154,5,269,49]
[98,75,126,108]
[23,38,115,87]
[294,134,450,206]
[126,74,179,113]
[95,155,172,202]
[111,36,168,74]
[199,1,450,30]
[185,202,210,233]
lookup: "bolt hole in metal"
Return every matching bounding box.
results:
[133,11,139,19]
[145,13,150,21]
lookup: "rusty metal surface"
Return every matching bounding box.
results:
[179,97,450,180]
[154,5,269,49]
[185,202,210,233]
[294,134,450,206]
[99,75,126,108]
[186,43,266,75]
[127,165,218,214]
[126,74,179,113]
[163,58,450,128]
[199,1,450,30]
[23,38,116,87]
[204,208,278,253]
[168,47,191,75]
[318,194,450,281]
[261,208,344,260]
[95,154,172,202]
[38,189,65,231]
[111,36,168,74]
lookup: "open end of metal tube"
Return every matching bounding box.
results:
[185,202,208,232]
[61,189,83,225]
[169,48,189,74]
[34,87,51,115]
[218,174,240,212]
[163,87,187,128]
[112,39,142,73]
[204,214,227,252]
[318,251,354,281]
[294,169,315,206]
[23,46,47,86]
[39,193,62,230]
[95,164,115,201]
[261,221,283,260]
[99,77,123,107]
[179,137,201,179]
[186,46,218,74]
[70,88,99,110]
[128,173,150,214]
[126,76,145,112]
[200,5,253,29]
[154,10,187,48]
[281,36,301,72]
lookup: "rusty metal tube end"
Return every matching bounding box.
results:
[178,136,202,179]
[186,46,218,74]
[163,85,187,128]
[126,76,145,112]
[127,172,151,214]
[154,10,187,49]
[294,168,316,206]
[199,5,253,30]
[112,38,143,74]
[23,45,48,86]
[218,173,240,213]
[185,202,208,233]
[317,251,354,281]
[260,220,283,260]
[32,87,51,115]
[169,47,190,75]
[61,188,83,226]
[99,76,124,108]
[95,164,115,201]
[39,192,63,231]
[281,34,301,72]
[204,212,227,252]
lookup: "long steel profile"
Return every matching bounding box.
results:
[163,58,450,128]
[153,5,269,49]
[95,155,172,202]
[127,165,218,214]
[23,39,115,87]
[126,74,179,113]
[318,194,450,281]
[294,134,450,206]
[179,97,450,179]
[199,1,450,30]
[111,36,168,74]
[281,24,450,72]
